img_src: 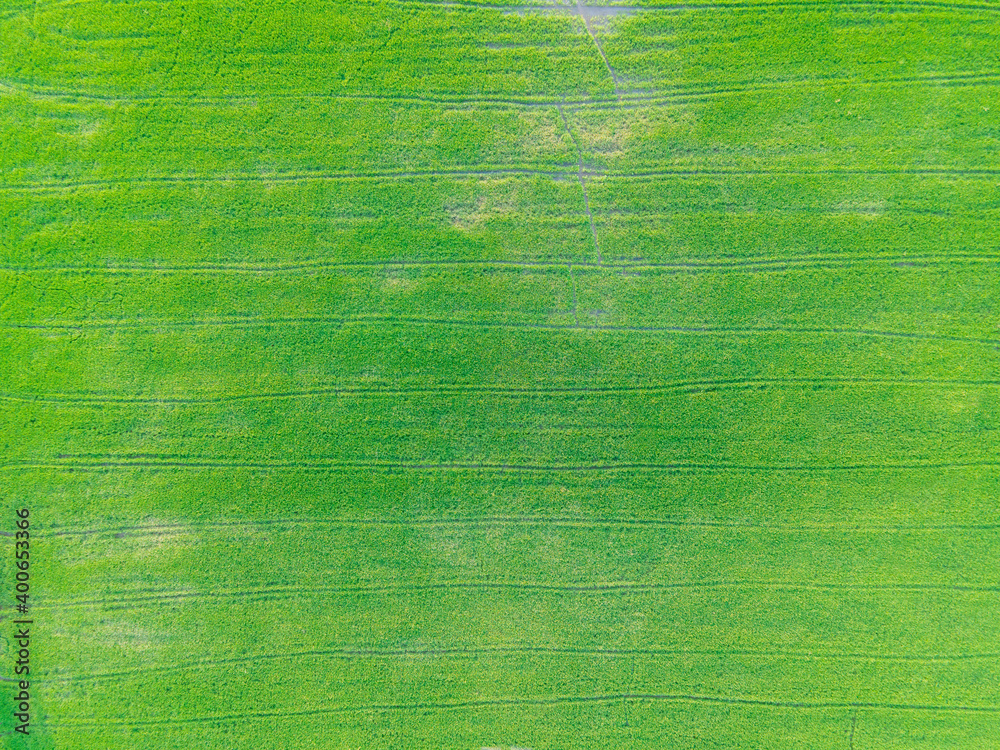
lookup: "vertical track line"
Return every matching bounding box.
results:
[558,105,603,265]
[568,263,580,326]
[577,0,621,101]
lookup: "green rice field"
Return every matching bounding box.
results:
[2,0,1000,747]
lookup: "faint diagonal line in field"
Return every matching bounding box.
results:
[568,263,580,325]
[340,13,406,86]
[576,1,621,101]
[558,105,602,264]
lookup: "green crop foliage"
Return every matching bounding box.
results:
[2,0,1000,748]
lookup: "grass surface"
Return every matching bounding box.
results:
[2,0,1000,747]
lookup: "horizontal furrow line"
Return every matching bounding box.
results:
[18,0,1000,20]
[39,515,1000,538]
[0,167,578,193]
[4,317,998,349]
[19,0,587,17]
[7,70,1000,110]
[3,376,1000,406]
[612,167,1000,179]
[6,457,1000,474]
[4,253,999,277]
[37,578,1000,611]
[380,0,1000,14]
[46,692,1000,729]
[582,73,1000,111]
[3,166,1000,194]
[47,645,1000,683]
